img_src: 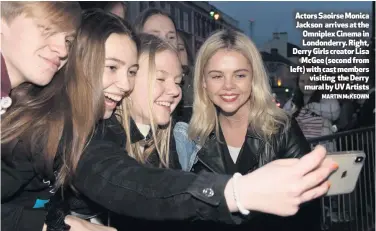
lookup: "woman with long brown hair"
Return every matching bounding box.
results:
[1,2,118,231]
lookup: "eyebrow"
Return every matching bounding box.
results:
[207,70,222,75]
[150,30,160,33]
[207,69,250,74]
[105,57,126,65]
[130,64,139,69]
[234,69,251,73]
[157,70,183,78]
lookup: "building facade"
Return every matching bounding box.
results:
[127,1,240,56]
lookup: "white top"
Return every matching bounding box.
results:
[136,123,151,152]
[227,145,241,163]
[136,123,151,137]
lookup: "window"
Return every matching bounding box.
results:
[197,13,198,35]
[196,15,201,37]
[200,18,205,38]
[183,12,189,32]
[211,21,216,31]
[202,19,207,38]
[165,3,171,14]
[140,2,148,12]
[205,20,209,37]
[175,8,180,30]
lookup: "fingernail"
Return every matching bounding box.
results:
[327,182,331,188]
[332,163,339,170]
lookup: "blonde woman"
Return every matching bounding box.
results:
[174,30,323,230]
[116,33,182,171]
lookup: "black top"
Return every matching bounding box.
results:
[45,115,243,230]
[2,137,56,231]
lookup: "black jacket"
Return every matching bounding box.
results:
[110,117,186,229]
[2,139,56,231]
[46,115,242,229]
[190,119,321,231]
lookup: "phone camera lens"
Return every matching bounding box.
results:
[355,157,364,163]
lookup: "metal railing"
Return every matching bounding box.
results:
[307,126,375,231]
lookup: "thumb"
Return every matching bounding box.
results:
[294,145,326,176]
[64,215,76,226]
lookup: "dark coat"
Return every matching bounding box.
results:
[46,115,241,230]
[189,118,321,231]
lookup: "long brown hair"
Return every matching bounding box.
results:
[61,9,139,186]
[1,9,139,187]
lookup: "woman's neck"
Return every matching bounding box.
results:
[219,108,249,148]
[219,113,248,129]
[219,104,250,129]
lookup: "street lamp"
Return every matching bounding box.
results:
[214,13,220,20]
[277,79,282,87]
[209,9,220,20]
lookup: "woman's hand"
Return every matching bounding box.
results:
[225,145,337,216]
[65,215,117,231]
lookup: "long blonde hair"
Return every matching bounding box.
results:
[189,30,290,148]
[118,34,179,168]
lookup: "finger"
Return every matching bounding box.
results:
[64,215,75,226]
[298,162,334,192]
[294,145,327,176]
[321,156,338,170]
[299,180,330,203]
[272,158,300,166]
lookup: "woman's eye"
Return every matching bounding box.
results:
[107,66,117,72]
[129,71,137,77]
